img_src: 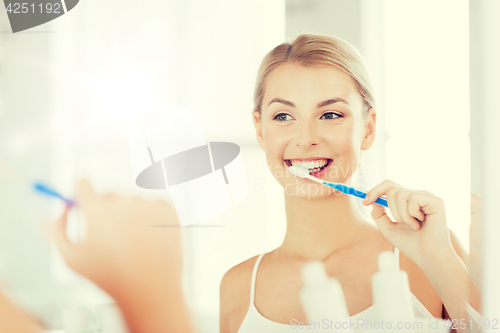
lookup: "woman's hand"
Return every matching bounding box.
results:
[49,179,183,296]
[363,179,454,267]
[49,179,194,333]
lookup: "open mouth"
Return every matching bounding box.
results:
[284,158,333,174]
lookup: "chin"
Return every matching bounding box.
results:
[282,179,337,200]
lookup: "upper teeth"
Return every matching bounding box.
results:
[290,159,329,170]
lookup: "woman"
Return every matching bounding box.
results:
[220,34,477,333]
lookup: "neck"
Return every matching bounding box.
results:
[278,191,370,261]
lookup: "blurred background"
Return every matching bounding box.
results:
[0,0,498,332]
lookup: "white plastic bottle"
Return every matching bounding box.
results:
[372,251,415,322]
[299,261,353,333]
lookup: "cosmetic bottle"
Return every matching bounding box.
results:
[299,261,352,332]
[62,307,90,333]
[372,251,415,322]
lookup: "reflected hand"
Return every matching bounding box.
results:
[49,179,183,297]
[49,179,194,333]
[363,179,454,267]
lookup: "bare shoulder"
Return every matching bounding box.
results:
[220,255,260,333]
[220,255,259,304]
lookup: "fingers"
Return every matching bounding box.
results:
[363,179,404,205]
[370,204,395,234]
[395,191,423,230]
[407,194,426,222]
[76,179,96,210]
[364,180,426,231]
[49,206,76,262]
[385,188,402,222]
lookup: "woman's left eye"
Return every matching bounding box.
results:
[320,112,342,120]
[273,113,293,122]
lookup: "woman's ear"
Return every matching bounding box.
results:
[253,110,265,151]
[361,108,376,150]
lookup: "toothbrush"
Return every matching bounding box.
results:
[288,166,388,208]
[34,182,76,207]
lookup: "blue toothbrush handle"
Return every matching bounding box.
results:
[325,182,389,208]
[34,182,75,206]
[373,196,388,208]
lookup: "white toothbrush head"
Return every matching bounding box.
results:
[288,165,323,184]
[288,165,309,177]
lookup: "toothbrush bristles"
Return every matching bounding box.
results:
[289,165,312,178]
[295,165,310,173]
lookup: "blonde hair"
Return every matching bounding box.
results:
[253,34,375,113]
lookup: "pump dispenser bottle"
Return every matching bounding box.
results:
[372,251,415,322]
[299,261,352,332]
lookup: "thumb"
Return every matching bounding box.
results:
[49,206,76,263]
[371,204,395,235]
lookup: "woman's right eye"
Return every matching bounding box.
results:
[273,113,293,122]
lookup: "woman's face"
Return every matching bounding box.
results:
[253,63,376,199]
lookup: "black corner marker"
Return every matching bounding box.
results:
[3,0,80,33]
[64,0,78,11]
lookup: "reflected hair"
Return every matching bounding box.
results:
[253,34,375,113]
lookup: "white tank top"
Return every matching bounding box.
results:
[237,247,435,333]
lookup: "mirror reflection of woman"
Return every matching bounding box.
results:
[220,34,479,333]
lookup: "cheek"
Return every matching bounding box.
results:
[327,126,358,154]
[263,127,291,159]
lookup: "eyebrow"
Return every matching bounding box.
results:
[317,98,350,108]
[267,97,350,108]
[268,98,295,107]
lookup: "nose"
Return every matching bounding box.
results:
[294,120,319,149]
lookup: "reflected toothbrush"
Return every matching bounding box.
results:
[288,165,388,208]
[33,182,76,207]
